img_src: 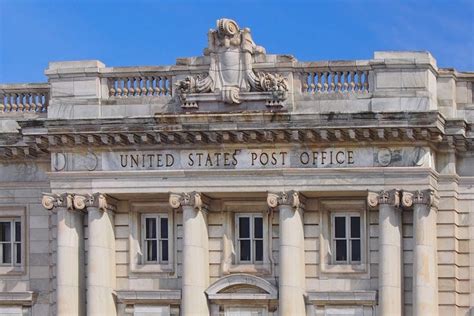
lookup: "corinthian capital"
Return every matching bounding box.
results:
[267,191,304,210]
[169,192,207,210]
[402,189,438,208]
[42,193,74,211]
[367,189,400,208]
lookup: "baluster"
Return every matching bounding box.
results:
[35,94,41,112]
[307,73,314,93]
[108,79,115,97]
[17,94,25,111]
[5,93,11,112]
[330,72,336,92]
[115,79,122,97]
[301,73,308,93]
[43,93,49,112]
[363,71,369,92]
[126,77,133,96]
[349,71,355,92]
[140,77,147,96]
[146,77,152,96]
[315,72,321,93]
[161,77,167,95]
[336,72,342,92]
[0,94,4,112]
[25,93,32,111]
[11,93,18,111]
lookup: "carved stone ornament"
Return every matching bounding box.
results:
[267,191,304,210]
[367,189,400,208]
[42,193,74,211]
[169,192,206,210]
[175,18,289,107]
[73,193,116,212]
[401,190,438,209]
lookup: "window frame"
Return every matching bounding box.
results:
[235,213,264,264]
[319,199,368,277]
[0,219,22,267]
[129,202,175,274]
[0,206,26,275]
[330,212,362,264]
[141,213,170,264]
[224,306,268,316]
[222,201,272,275]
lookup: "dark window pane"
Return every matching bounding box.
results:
[15,222,21,242]
[2,244,11,264]
[239,217,250,238]
[0,222,11,242]
[15,243,21,264]
[335,217,346,238]
[351,216,360,238]
[335,240,347,261]
[145,218,156,239]
[255,240,263,261]
[160,217,168,239]
[351,240,361,261]
[161,240,168,262]
[240,240,251,261]
[147,240,157,261]
[254,217,263,239]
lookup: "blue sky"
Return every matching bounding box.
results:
[0,0,473,83]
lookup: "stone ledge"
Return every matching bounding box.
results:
[0,292,37,306]
[115,290,181,305]
[306,291,377,306]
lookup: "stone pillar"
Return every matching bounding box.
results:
[74,193,117,316]
[169,192,210,316]
[402,190,439,316]
[267,191,306,316]
[368,189,402,315]
[42,193,85,316]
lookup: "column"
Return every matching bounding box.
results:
[42,193,85,316]
[368,189,402,315]
[267,191,306,315]
[402,190,439,315]
[169,192,209,316]
[74,193,117,316]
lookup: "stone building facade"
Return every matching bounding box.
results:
[0,18,473,316]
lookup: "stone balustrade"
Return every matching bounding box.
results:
[0,83,50,113]
[299,63,371,94]
[107,74,172,98]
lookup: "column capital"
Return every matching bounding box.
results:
[169,192,208,211]
[401,189,438,209]
[267,191,305,210]
[367,189,400,208]
[42,193,75,211]
[73,193,117,212]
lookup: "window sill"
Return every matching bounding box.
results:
[320,263,367,274]
[226,263,272,275]
[0,266,25,275]
[130,263,174,274]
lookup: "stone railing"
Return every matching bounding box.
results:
[0,83,50,113]
[104,68,173,98]
[298,62,372,94]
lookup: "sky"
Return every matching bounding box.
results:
[0,0,473,83]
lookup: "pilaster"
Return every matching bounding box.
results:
[368,189,402,316]
[169,192,210,316]
[402,190,439,316]
[42,193,85,316]
[267,191,306,316]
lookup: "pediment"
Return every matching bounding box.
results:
[206,274,277,300]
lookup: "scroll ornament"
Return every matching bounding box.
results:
[169,192,205,210]
[267,191,303,209]
[367,189,400,208]
[175,18,289,105]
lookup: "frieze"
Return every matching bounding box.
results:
[52,146,432,172]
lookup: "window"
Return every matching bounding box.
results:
[331,213,361,264]
[129,202,175,274]
[0,219,21,266]
[236,214,263,263]
[142,214,169,264]
[319,200,368,276]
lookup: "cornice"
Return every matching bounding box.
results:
[0,111,472,160]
